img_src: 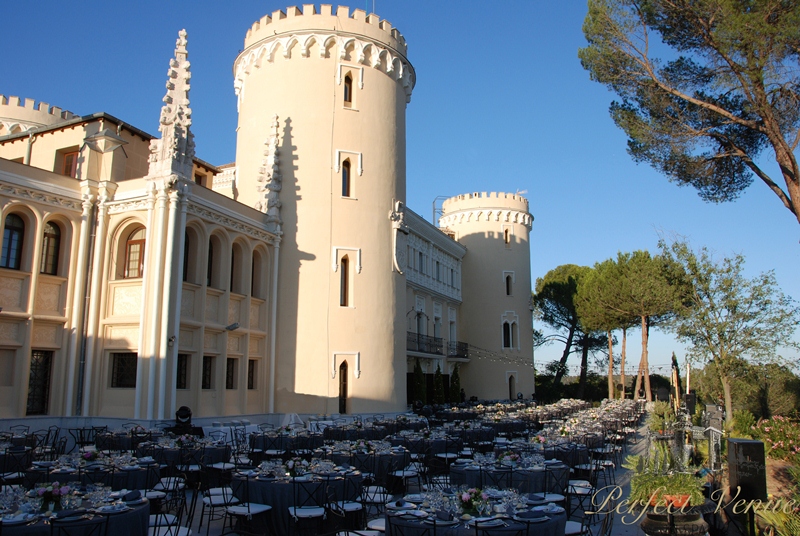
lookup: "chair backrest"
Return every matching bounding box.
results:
[480,467,512,489]
[387,513,434,536]
[151,494,187,535]
[9,424,29,435]
[4,446,32,473]
[80,465,115,487]
[51,514,109,536]
[207,430,227,443]
[292,478,323,509]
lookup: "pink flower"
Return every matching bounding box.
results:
[461,492,470,502]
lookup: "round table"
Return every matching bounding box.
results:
[385,509,567,536]
[2,499,149,536]
[450,463,569,494]
[232,471,363,536]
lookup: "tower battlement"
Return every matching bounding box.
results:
[0,95,76,135]
[442,191,530,213]
[244,4,406,54]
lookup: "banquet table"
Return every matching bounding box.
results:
[449,463,570,495]
[323,425,388,441]
[136,443,230,467]
[249,433,324,453]
[231,470,363,536]
[27,462,160,491]
[2,498,149,536]
[384,508,567,536]
[329,449,409,485]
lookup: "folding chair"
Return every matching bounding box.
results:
[288,477,326,536]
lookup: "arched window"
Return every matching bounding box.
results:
[340,256,349,307]
[339,360,348,414]
[503,228,510,245]
[503,322,514,348]
[343,74,353,107]
[182,231,190,282]
[1,214,25,270]
[124,227,146,278]
[505,274,513,296]
[342,160,351,197]
[206,240,214,287]
[40,222,61,275]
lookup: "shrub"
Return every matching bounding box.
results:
[730,409,756,438]
[750,415,800,465]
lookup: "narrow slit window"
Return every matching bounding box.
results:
[342,159,351,197]
[40,222,61,275]
[343,74,353,107]
[505,274,513,296]
[340,256,349,307]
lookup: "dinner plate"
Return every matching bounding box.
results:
[125,498,148,505]
[514,515,550,523]
[386,501,416,510]
[470,518,504,527]
[120,465,140,471]
[96,505,130,514]
[396,510,427,518]
[424,518,459,526]
[2,513,37,525]
[403,494,424,503]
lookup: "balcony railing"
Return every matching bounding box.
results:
[406,332,444,355]
[447,340,469,359]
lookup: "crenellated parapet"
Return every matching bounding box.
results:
[439,192,533,229]
[233,4,415,108]
[0,95,76,136]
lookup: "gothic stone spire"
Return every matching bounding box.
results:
[147,29,195,181]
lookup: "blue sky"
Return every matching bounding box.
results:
[3,1,798,377]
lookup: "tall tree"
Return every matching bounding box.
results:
[662,239,800,421]
[580,0,800,226]
[432,364,446,404]
[449,364,461,404]
[577,260,636,399]
[534,265,592,386]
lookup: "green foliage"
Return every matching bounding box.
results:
[730,409,756,439]
[662,239,800,421]
[580,0,800,225]
[432,364,445,405]
[625,444,704,506]
[758,466,800,536]
[449,364,461,404]
[413,358,426,405]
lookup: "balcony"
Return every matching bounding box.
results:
[447,340,469,359]
[406,332,444,355]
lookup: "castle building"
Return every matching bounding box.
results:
[0,5,534,421]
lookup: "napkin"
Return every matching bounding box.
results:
[395,500,404,507]
[527,493,545,501]
[436,510,452,521]
[123,490,141,501]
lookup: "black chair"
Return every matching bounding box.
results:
[196,464,239,536]
[386,512,437,536]
[480,466,512,489]
[224,474,271,536]
[1,447,32,485]
[149,494,191,536]
[288,477,325,536]
[325,473,364,531]
[51,514,109,536]
[79,465,115,488]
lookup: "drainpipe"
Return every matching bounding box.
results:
[24,133,35,165]
[268,238,281,413]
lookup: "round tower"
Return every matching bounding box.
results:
[439,192,535,400]
[0,95,76,137]
[233,5,415,414]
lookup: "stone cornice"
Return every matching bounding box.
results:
[439,209,533,230]
[233,31,415,108]
[0,180,82,212]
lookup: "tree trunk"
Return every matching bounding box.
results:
[607,330,614,399]
[633,358,643,400]
[553,324,576,386]
[577,340,589,399]
[620,328,627,399]
[642,315,652,402]
[720,375,733,425]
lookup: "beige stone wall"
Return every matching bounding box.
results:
[234,5,414,415]
[0,96,76,137]
[440,192,536,400]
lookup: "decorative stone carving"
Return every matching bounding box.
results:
[186,203,277,244]
[389,199,408,274]
[32,324,59,347]
[35,282,62,314]
[146,30,195,183]
[204,332,217,350]
[0,322,20,344]
[254,115,282,233]
[112,285,142,316]
[180,288,195,318]
[0,182,81,212]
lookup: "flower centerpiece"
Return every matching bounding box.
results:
[498,451,520,466]
[286,457,309,477]
[129,424,147,435]
[459,488,487,516]
[354,439,372,452]
[34,482,70,511]
[82,450,104,462]
[175,434,195,447]
[532,434,547,444]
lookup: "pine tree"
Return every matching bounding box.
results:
[449,364,461,404]
[433,363,445,404]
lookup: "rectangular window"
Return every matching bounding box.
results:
[226,358,238,389]
[248,359,257,390]
[418,252,424,274]
[62,151,78,178]
[111,352,137,388]
[407,247,413,268]
[27,350,53,415]
[176,354,189,389]
[436,262,441,282]
[202,355,215,389]
[125,240,145,278]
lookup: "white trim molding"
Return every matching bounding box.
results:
[337,63,365,89]
[332,246,362,274]
[332,351,361,379]
[335,150,363,176]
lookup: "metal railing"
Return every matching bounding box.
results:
[447,340,469,359]
[406,332,444,355]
